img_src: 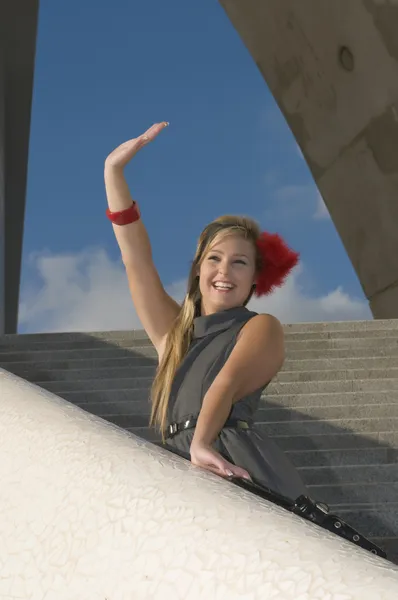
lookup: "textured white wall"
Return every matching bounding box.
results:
[1,368,398,600]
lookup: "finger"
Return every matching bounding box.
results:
[224,463,252,481]
[210,458,251,481]
[141,121,169,144]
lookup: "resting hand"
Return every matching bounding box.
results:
[190,440,251,480]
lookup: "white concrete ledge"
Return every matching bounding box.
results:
[1,368,398,600]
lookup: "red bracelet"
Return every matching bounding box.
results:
[106,202,140,226]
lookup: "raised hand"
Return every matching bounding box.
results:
[105,122,169,170]
[190,441,252,481]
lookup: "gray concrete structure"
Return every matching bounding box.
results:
[220,0,398,318]
[0,0,39,333]
[2,0,398,332]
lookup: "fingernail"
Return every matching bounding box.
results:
[163,121,169,127]
[226,469,233,477]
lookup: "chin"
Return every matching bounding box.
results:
[210,295,243,312]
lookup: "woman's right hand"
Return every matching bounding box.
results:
[105,122,169,171]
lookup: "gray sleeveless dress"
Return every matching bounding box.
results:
[163,306,307,501]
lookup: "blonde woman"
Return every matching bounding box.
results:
[104,122,307,501]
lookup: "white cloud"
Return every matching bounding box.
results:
[19,248,371,333]
[313,191,330,220]
[248,264,371,323]
[264,182,330,223]
[295,142,304,160]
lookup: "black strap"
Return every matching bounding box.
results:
[162,423,387,560]
[229,476,387,559]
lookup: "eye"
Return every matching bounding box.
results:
[235,259,247,265]
[208,255,220,261]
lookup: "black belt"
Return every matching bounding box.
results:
[165,417,250,440]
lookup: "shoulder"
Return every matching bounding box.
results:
[239,312,284,342]
[216,312,285,396]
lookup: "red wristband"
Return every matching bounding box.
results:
[106,202,140,226]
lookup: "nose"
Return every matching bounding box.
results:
[218,258,230,276]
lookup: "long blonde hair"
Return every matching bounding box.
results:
[150,215,262,438]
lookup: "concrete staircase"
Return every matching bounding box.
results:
[1,319,398,562]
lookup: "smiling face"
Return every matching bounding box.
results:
[198,233,257,315]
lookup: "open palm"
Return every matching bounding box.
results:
[105,122,168,170]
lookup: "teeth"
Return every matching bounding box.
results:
[214,283,233,289]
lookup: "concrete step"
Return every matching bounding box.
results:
[2,354,398,373]
[287,447,398,468]
[283,329,398,341]
[59,388,398,408]
[259,418,398,437]
[276,368,398,383]
[0,338,154,352]
[259,404,398,421]
[2,330,398,352]
[125,427,398,452]
[287,347,398,360]
[4,364,157,382]
[7,363,398,385]
[0,346,159,362]
[285,356,398,370]
[284,319,398,332]
[73,399,398,422]
[0,320,396,346]
[3,344,398,364]
[38,378,153,393]
[269,378,398,394]
[270,431,398,452]
[298,464,398,486]
[0,356,157,370]
[28,376,398,395]
[0,330,150,346]
[306,482,398,505]
[285,338,398,350]
[106,414,398,436]
[264,391,398,407]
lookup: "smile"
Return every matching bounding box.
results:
[212,281,235,291]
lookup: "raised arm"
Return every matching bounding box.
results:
[104,123,180,357]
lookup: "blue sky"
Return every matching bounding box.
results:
[19,0,371,333]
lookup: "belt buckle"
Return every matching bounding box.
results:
[169,423,178,437]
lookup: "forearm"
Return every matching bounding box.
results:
[104,164,135,211]
[191,381,233,447]
[104,165,152,266]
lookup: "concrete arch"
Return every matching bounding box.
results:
[2,368,398,597]
[220,0,398,318]
[2,1,398,332]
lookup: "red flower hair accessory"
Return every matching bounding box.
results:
[254,232,299,296]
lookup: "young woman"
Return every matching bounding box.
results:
[104,122,307,501]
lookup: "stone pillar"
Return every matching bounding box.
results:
[220,0,398,318]
[0,42,5,333]
[1,0,39,333]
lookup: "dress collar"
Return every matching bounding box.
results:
[193,306,256,339]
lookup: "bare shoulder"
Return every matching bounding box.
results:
[239,313,284,342]
[214,312,284,400]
